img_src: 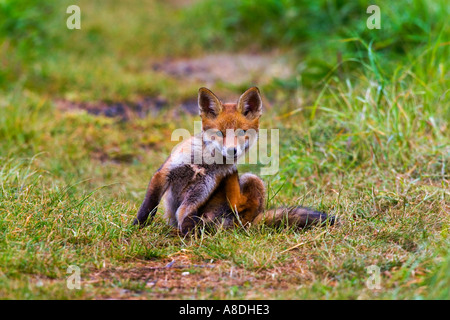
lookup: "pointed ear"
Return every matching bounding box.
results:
[198,87,222,119]
[237,87,262,120]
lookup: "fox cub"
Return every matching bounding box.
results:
[133,87,334,234]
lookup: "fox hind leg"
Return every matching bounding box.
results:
[194,172,266,229]
[234,173,265,226]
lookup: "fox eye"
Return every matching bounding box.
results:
[216,131,223,137]
[236,129,246,136]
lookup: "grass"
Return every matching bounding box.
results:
[0,0,449,299]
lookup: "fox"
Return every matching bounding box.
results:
[133,87,335,234]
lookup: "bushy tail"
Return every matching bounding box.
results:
[252,206,336,229]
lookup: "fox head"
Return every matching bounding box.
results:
[198,87,262,162]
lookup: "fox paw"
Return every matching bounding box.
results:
[178,216,200,235]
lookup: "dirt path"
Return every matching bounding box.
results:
[152,53,291,86]
[56,52,292,119]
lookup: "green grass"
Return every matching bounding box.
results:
[0,0,449,299]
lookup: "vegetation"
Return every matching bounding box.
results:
[0,0,448,299]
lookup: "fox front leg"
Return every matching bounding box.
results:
[133,169,169,227]
[176,174,220,234]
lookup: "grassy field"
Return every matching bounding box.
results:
[0,0,449,299]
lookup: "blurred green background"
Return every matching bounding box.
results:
[1,0,448,98]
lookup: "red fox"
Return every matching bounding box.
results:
[133,87,335,234]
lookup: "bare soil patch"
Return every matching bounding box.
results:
[56,53,291,120]
[56,96,168,121]
[86,255,313,299]
[151,53,292,86]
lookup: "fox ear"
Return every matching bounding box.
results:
[237,87,262,120]
[198,87,222,119]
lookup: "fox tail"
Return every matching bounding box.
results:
[252,206,336,229]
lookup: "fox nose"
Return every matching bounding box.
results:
[226,147,237,157]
